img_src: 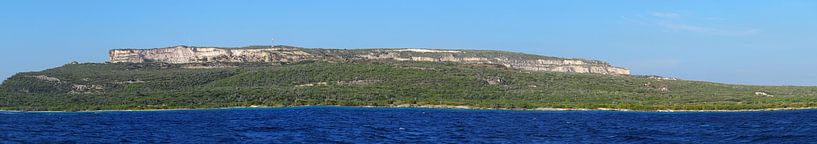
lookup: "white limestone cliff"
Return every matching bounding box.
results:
[109,45,630,75]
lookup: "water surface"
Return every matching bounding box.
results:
[2,107,816,143]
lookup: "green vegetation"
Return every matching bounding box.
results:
[1,61,816,111]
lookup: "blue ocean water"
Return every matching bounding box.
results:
[1,107,817,143]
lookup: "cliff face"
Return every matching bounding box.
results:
[109,45,630,75]
[109,46,314,63]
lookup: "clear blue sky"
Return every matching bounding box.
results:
[1,0,815,86]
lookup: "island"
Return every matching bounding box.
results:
[1,45,815,111]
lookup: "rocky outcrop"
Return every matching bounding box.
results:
[109,45,313,63]
[110,45,630,75]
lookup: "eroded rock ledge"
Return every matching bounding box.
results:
[109,45,630,75]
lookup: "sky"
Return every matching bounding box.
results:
[0,0,815,86]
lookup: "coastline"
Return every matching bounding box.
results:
[2,104,817,113]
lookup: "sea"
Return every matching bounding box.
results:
[1,106,816,143]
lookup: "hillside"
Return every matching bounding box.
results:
[1,47,817,111]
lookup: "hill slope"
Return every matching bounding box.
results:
[2,60,816,111]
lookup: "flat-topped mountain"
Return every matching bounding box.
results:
[109,45,630,75]
[2,45,816,111]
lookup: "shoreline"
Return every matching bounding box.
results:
[2,104,817,113]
